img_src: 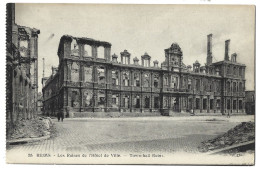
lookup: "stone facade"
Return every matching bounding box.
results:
[42,34,246,117]
[6,4,40,135]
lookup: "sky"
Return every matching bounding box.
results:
[15,4,255,91]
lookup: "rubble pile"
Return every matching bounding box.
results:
[9,117,53,140]
[198,121,255,152]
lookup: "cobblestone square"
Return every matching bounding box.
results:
[7,115,254,155]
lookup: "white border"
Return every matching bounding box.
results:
[0,0,258,169]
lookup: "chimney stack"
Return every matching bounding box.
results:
[225,40,230,61]
[207,34,213,65]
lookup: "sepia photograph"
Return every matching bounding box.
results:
[5,3,255,165]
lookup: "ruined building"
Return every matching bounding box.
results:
[6,4,40,135]
[42,34,246,117]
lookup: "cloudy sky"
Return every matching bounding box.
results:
[15,4,255,91]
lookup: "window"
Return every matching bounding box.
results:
[216,99,221,110]
[227,82,231,92]
[196,98,200,109]
[227,99,231,109]
[112,98,116,104]
[154,97,159,108]
[196,79,200,91]
[144,96,150,108]
[239,82,243,92]
[188,79,192,90]
[210,99,214,110]
[84,65,93,82]
[164,76,168,86]
[122,95,129,108]
[97,67,105,84]
[83,44,92,57]
[112,70,119,85]
[143,73,150,87]
[233,82,237,92]
[154,74,159,88]
[71,62,79,82]
[134,73,140,87]
[97,46,105,58]
[71,90,80,107]
[83,90,93,107]
[239,100,243,110]
[233,100,237,110]
[71,39,79,56]
[111,94,119,108]
[239,67,242,76]
[98,90,106,107]
[203,99,207,110]
[134,95,140,108]
[122,71,130,86]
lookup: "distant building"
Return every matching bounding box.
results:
[6,4,40,135]
[245,91,255,115]
[42,34,246,117]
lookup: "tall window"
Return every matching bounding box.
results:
[233,82,237,92]
[84,65,92,82]
[71,90,80,107]
[97,46,105,58]
[210,99,214,110]
[196,79,200,91]
[164,76,168,86]
[154,96,159,108]
[122,71,130,86]
[134,73,140,87]
[196,98,200,109]
[143,73,150,87]
[216,99,221,110]
[144,96,150,108]
[112,70,119,86]
[97,67,105,84]
[239,100,243,109]
[122,95,129,108]
[227,82,231,92]
[203,99,207,110]
[134,95,140,108]
[83,44,92,57]
[71,62,79,82]
[188,79,192,90]
[71,39,79,56]
[233,100,237,110]
[153,74,159,88]
[112,94,119,108]
[98,90,106,107]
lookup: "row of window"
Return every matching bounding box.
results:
[227,65,244,77]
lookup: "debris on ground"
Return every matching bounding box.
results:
[8,117,53,140]
[198,121,255,152]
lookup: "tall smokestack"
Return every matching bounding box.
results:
[224,39,230,61]
[207,34,213,65]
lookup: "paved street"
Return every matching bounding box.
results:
[7,115,254,155]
